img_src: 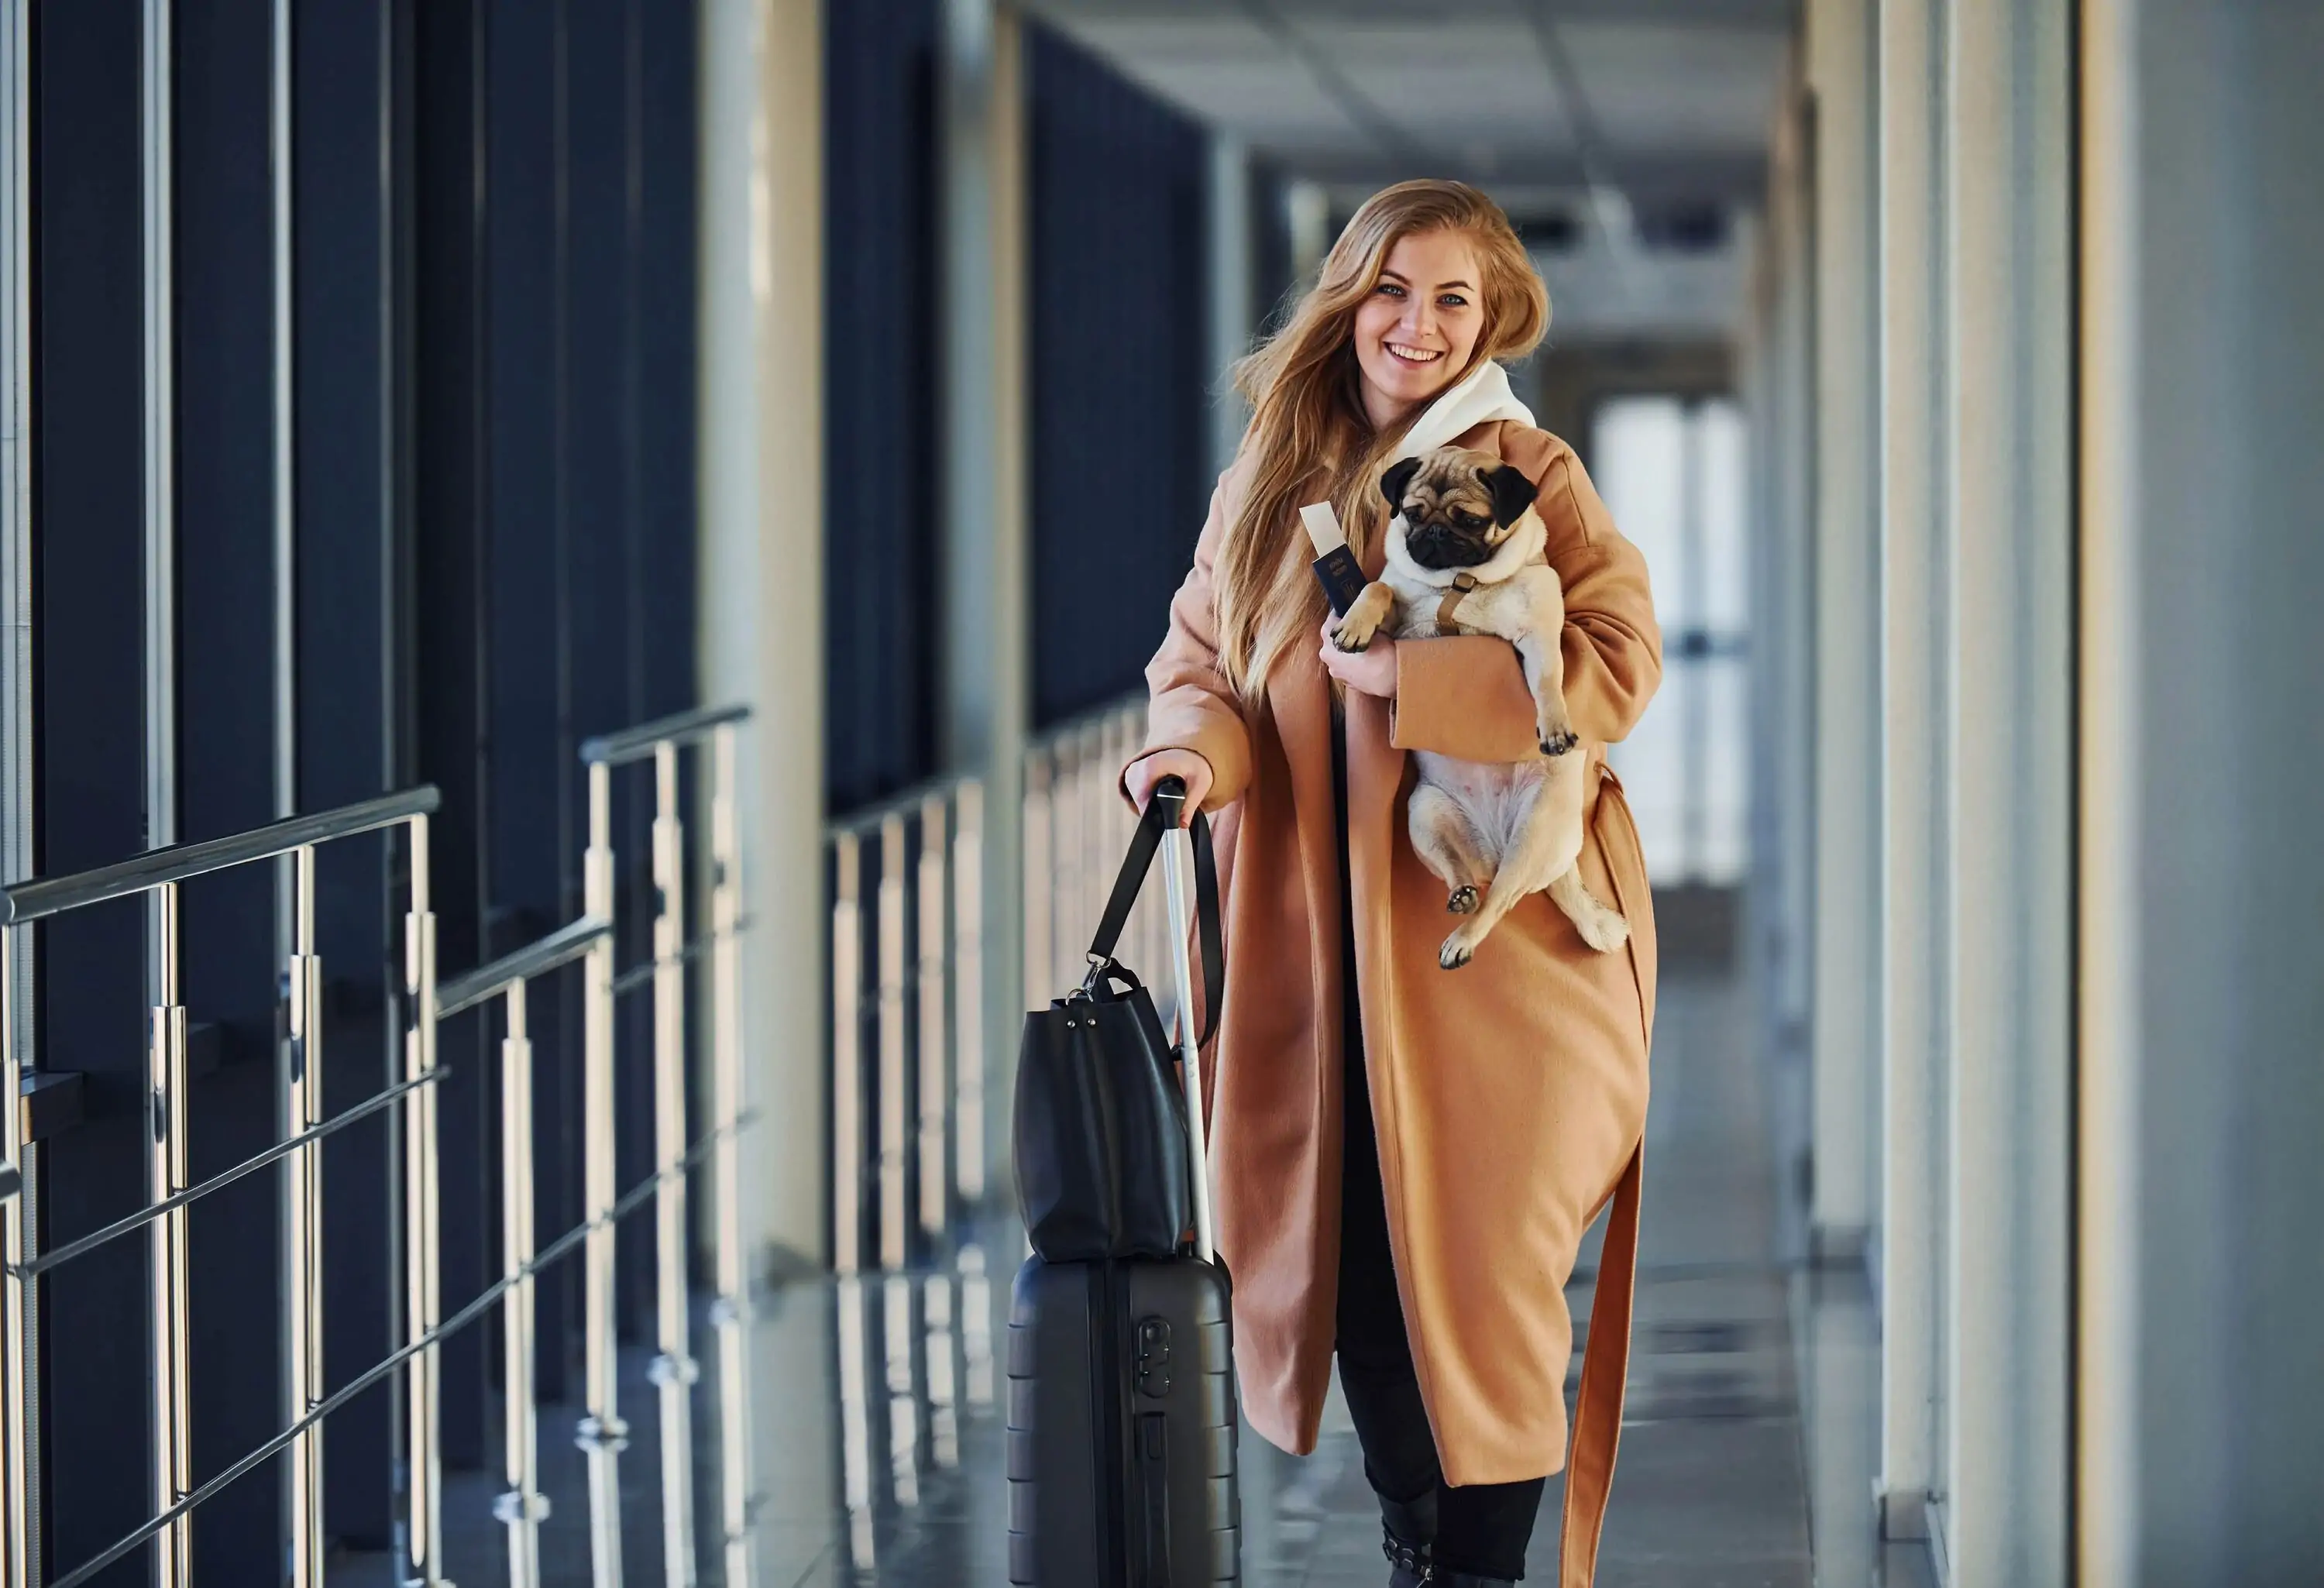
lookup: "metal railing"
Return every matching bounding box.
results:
[0,786,440,1588]
[579,701,758,1588]
[0,702,759,1588]
[1022,696,1171,1024]
[825,692,1174,1276]
[828,777,986,1276]
[433,912,610,1587]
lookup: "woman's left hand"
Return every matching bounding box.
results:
[1318,617,1398,699]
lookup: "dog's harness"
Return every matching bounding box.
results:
[1433,571,1480,635]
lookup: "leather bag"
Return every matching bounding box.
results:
[1013,777,1223,1263]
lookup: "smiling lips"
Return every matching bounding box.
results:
[1385,341,1445,366]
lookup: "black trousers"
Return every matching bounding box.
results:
[1332,720,1546,1580]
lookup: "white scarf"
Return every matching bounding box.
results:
[1387,358,1535,464]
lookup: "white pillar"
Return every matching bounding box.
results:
[1743,72,1818,1263]
[938,0,1030,1197]
[2079,2,2324,1580]
[1206,132,1253,479]
[2074,3,2143,1578]
[1941,0,2072,1578]
[1804,0,1882,1257]
[697,0,826,1268]
[1286,179,1330,283]
[1874,0,1946,1542]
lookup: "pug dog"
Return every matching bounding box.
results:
[1330,446,1629,967]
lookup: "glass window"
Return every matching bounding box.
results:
[1597,395,1751,887]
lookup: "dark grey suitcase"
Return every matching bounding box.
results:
[1006,1255,1240,1584]
[1006,794,1242,1585]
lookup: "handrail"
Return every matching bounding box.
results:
[46,1107,762,1588]
[579,702,751,766]
[1027,687,1148,754]
[1,703,769,1588]
[0,785,441,925]
[608,916,755,998]
[12,1068,450,1280]
[436,915,612,1019]
[822,769,975,838]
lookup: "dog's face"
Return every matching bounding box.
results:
[1379,449,1538,570]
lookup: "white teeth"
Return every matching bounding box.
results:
[1387,343,1442,363]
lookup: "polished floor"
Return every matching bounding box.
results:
[335,940,1934,1587]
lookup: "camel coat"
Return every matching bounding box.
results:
[1129,419,1661,1579]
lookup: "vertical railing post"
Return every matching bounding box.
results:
[951,781,985,1207]
[1,923,28,1588]
[1018,760,1050,1036]
[876,816,908,1270]
[915,795,948,1242]
[493,976,548,1588]
[707,724,756,1588]
[284,844,325,1588]
[832,833,863,1277]
[648,741,700,1586]
[882,1273,919,1506]
[578,760,627,1588]
[835,1275,874,1572]
[402,817,450,1587]
[149,882,191,1588]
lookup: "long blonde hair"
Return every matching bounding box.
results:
[1215,180,1550,702]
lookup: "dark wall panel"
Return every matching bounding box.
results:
[561,0,655,1342]
[34,4,162,1582]
[410,0,493,1476]
[485,0,577,1403]
[172,0,287,1576]
[1027,25,1210,729]
[17,0,704,1574]
[823,0,939,810]
[637,0,699,727]
[294,0,399,1547]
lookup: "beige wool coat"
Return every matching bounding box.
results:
[1127,418,1662,1582]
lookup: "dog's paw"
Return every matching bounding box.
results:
[1439,934,1475,971]
[1576,911,1631,954]
[1446,885,1479,915]
[1330,614,1378,653]
[1537,712,1578,756]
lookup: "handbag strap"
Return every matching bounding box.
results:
[1087,778,1224,1050]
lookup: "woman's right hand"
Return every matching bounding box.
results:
[1124,749,1214,823]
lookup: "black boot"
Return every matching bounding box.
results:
[1380,1488,1437,1588]
[1435,1574,1518,1587]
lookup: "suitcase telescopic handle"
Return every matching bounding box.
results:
[1152,773,1188,826]
[1158,795,1218,1266]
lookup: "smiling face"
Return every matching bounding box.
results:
[1350,229,1487,430]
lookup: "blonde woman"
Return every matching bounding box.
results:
[1122,180,1661,1586]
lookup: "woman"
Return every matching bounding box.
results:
[1122,180,1661,1586]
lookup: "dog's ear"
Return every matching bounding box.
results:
[1379,457,1424,510]
[1485,463,1536,527]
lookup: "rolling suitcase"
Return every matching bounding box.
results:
[1007,776,1241,1586]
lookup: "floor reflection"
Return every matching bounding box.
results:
[332,941,1917,1586]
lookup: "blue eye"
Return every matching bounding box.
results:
[1377,281,1406,298]
[1439,293,1470,309]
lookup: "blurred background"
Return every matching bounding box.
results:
[2,0,2319,1585]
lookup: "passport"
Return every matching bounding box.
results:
[1299,501,1369,617]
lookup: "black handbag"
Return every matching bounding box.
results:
[1013,776,1225,1263]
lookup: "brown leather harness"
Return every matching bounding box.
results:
[1432,571,1481,634]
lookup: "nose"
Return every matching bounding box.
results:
[1398,296,1436,344]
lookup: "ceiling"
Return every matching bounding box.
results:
[1019,0,1799,205]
